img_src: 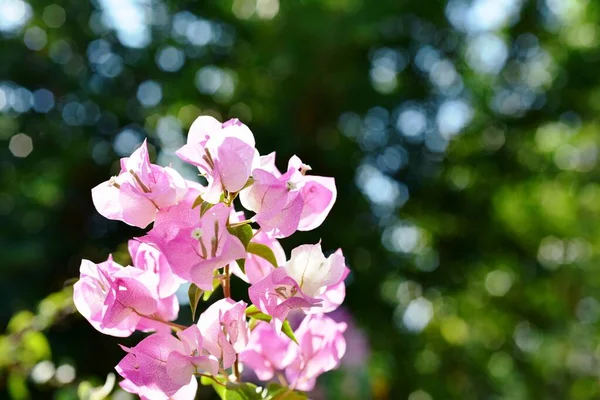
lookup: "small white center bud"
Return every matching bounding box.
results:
[286,181,297,191]
[191,228,203,240]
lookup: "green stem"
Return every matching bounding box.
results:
[197,373,227,387]
[227,219,253,228]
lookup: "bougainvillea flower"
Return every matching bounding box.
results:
[240,154,336,238]
[120,376,197,400]
[305,249,349,314]
[73,255,179,337]
[92,139,187,228]
[198,298,249,369]
[128,240,182,298]
[230,229,286,284]
[285,314,347,391]
[73,257,135,337]
[176,116,257,203]
[248,268,320,330]
[115,326,218,399]
[76,114,350,399]
[141,188,246,290]
[239,321,296,381]
[283,244,346,298]
[248,243,347,326]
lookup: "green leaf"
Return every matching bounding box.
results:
[250,313,273,323]
[245,307,297,342]
[227,224,254,273]
[227,224,253,248]
[200,377,261,400]
[248,318,260,331]
[203,289,215,301]
[200,201,215,217]
[245,305,273,323]
[282,320,298,345]
[191,194,204,209]
[245,304,259,314]
[223,382,262,400]
[200,375,227,398]
[241,176,255,191]
[247,243,279,268]
[188,284,203,321]
[192,194,216,216]
[265,384,307,400]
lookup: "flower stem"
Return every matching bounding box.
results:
[197,373,227,387]
[223,264,231,298]
[276,372,288,386]
[134,311,187,331]
[227,219,253,228]
[233,358,241,382]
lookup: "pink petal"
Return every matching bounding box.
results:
[248,268,321,323]
[124,139,153,183]
[91,181,124,222]
[221,118,255,147]
[175,143,205,168]
[119,183,157,228]
[215,136,255,193]
[297,176,337,231]
[255,192,303,238]
[239,169,288,215]
[166,352,195,387]
[239,350,275,381]
[188,115,222,144]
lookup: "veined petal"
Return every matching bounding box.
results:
[215,136,255,193]
[284,244,345,297]
[297,176,337,231]
[187,115,222,145]
[91,181,124,222]
[119,183,157,228]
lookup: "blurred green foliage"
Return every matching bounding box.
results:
[2,0,600,398]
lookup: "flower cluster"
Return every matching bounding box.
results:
[74,116,349,399]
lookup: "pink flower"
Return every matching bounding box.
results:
[116,326,218,400]
[248,244,347,327]
[141,188,246,290]
[239,321,296,381]
[230,230,286,284]
[240,155,336,238]
[73,255,179,337]
[198,298,249,369]
[92,139,187,228]
[305,249,349,315]
[119,377,197,400]
[176,116,257,203]
[128,240,182,298]
[285,314,347,391]
[73,257,133,337]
